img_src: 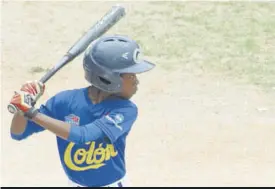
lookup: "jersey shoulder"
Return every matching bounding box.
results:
[51,87,86,102]
[44,87,87,113]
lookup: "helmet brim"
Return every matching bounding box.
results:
[115,60,155,74]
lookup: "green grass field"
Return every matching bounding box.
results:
[127,2,275,91]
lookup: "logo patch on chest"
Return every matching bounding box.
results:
[65,114,80,126]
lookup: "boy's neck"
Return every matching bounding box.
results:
[88,86,111,104]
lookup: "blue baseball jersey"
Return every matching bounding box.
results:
[11,87,138,186]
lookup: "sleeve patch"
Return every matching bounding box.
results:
[105,113,124,131]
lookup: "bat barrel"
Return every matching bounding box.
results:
[67,5,126,57]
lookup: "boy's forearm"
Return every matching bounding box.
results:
[10,113,28,135]
[32,113,71,140]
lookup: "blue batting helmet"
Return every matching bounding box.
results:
[83,35,155,93]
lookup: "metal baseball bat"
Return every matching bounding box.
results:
[7,5,126,114]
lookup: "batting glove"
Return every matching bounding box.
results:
[9,81,45,119]
[20,80,45,102]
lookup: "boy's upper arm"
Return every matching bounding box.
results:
[93,103,138,143]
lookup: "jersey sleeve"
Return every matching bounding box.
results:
[93,104,138,143]
[10,93,61,141]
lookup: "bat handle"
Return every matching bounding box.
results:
[7,99,38,115]
[7,104,19,114]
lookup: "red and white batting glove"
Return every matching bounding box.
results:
[20,80,45,102]
[10,80,45,119]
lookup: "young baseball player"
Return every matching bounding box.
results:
[9,35,155,187]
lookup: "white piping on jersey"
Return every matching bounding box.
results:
[105,115,123,131]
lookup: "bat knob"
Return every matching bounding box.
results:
[7,104,18,114]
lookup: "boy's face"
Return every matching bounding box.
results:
[120,73,139,99]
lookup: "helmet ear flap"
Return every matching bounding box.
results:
[83,58,123,93]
